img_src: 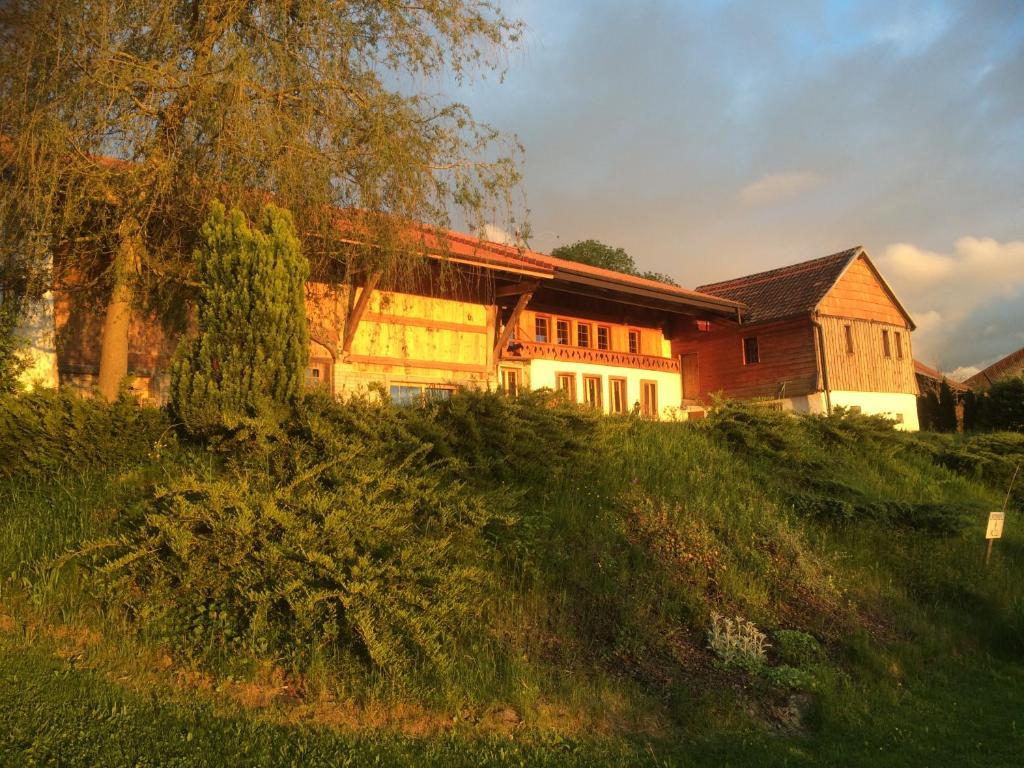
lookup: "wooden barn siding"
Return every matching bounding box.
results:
[345,287,493,380]
[672,316,819,401]
[818,315,917,394]
[817,256,908,326]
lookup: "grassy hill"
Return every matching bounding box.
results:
[1,390,1022,766]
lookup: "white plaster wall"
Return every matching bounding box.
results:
[527,358,682,419]
[827,390,920,431]
[14,291,59,391]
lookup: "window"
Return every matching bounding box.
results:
[696,320,711,332]
[844,324,855,354]
[742,336,759,365]
[628,329,640,355]
[640,380,658,419]
[882,329,891,358]
[555,372,576,401]
[556,319,570,345]
[390,385,423,407]
[535,316,549,343]
[895,331,904,360]
[390,384,453,406]
[425,387,454,403]
[577,322,591,348]
[501,368,520,396]
[305,361,331,391]
[681,353,699,400]
[597,325,610,350]
[609,377,627,415]
[583,375,602,409]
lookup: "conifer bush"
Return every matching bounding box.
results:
[170,202,309,440]
[87,432,504,681]
[0,389,169,479]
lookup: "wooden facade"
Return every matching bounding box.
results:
[672,316,819,402]
[689,249,921,427]
[35,232,922,427]
[817,316,915,395]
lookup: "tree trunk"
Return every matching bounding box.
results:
[96,218,141,401]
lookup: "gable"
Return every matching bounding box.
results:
[817,255,912,328]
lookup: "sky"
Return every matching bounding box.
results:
[448,0,1024,378]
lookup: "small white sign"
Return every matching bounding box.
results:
[986,512,1005,540]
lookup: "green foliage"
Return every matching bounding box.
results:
[978,375,1024,432]
[0,389,169,480]
[171,203,309,440]
[917,388,940,431]
[706,402,982,535]
[773,630,825,668]
[550,239,679,286]
[934,432,1024,510]
[4,388,1024,760]
[761,664,815,690]
[83,393,521,684]
[423,387,601,487]
[936,380,958,432]
[0,297,27,394]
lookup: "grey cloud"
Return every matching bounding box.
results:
[456,0,1024,368]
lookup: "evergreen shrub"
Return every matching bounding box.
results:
[0,390,169,479]
[171,202,309,440]
[84,392,531,683]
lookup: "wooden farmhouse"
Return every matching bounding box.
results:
[48,228,743,420]
[676,247,921,429]
[27,230,924,428]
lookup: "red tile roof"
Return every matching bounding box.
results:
[963,346,1024,390]
[409,224,743,314]
[914,359,944,381]
[695,247,862,324]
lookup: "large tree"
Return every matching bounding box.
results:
[550,239,679,286]
[0,0,524,400]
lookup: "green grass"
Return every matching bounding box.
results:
[1,392,1022,765]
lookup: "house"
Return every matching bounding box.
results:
[963,346,1024,390]
[48,226,744,418]
[673,247,920,429]
[30,230,923,428]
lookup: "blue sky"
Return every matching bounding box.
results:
[448,0,1024,375]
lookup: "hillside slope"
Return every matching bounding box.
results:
[1,391,1022,766]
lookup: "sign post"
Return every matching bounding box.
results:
[985,462,1020,568]
[985,512,1004,567]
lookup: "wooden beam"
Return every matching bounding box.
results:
[493,290,533,361]
[496,279,540,298]
[341,271,382,353]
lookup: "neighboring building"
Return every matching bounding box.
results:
[963,347,1024,391]
[675,247,920,429]
[914,360,967,396]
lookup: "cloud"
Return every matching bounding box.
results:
[481,223,517,245]
[876,237,1024,369]
[739,172,823,206]
[947,365,980,382]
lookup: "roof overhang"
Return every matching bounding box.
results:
[549,264,745,318]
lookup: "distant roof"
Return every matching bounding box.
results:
[963,346,1024,390]
[695,247,862,324]
[695,247,915,329]
[914,360,944,381]
[914,360,969,390]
